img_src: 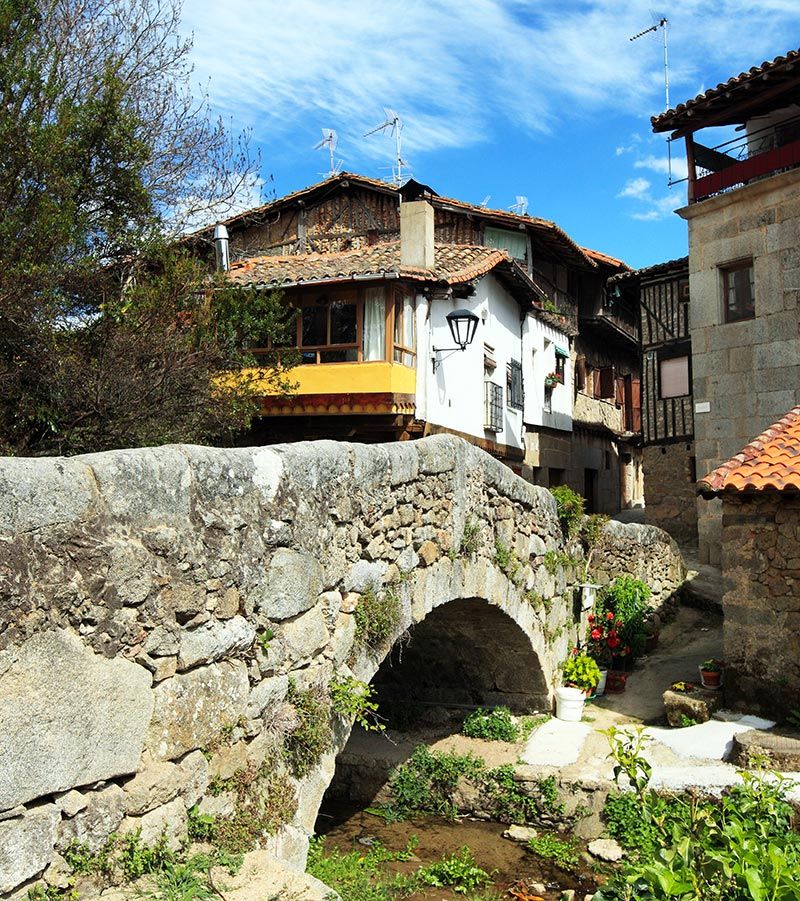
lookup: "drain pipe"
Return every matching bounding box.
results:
[213,224,230,272]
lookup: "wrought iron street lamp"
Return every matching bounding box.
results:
[432,308,480,372]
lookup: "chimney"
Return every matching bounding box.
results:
[400,201,435,269]
[213,224,230,272]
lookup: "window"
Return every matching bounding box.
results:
[555,348,568,384]
[483,226,528,262]
[659,355,690,398]
[543,387,552,413]
[721,261,755,322]
[506,359,523,410]
[598,366,615,399]
[485,382,503,432]
[393,292,416,366]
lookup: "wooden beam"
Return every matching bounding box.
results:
[685,135,697,202]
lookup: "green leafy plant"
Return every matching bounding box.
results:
[417,846,492,894]
[561,649,602,693]
[187,805,217,841]
[700,657,724,673]
[526,833,580,870]
[482,766,564,825]
[354,584,401,652]
[306,835,419,900]
[387,746,484,819]
[462,706,519,742]
[330,677,384,732]
[549,485,585,539]
[679,714,698,728]
[597,576,651,661]
[543,549,576,575]
[256,627,274,654]
[519,713,551,739]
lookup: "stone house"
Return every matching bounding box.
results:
[652,47,800,564]
[188,173,642,512]
[698,406,800,716]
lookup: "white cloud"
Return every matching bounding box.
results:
[617,177,651,199]
[635,155,689,180]
[179,0,799,167]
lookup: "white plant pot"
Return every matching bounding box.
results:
[555,686,586,722]
[595,669,608,697]
[580,583,600,611]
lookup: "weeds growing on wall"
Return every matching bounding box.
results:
[549,485,585,540]
[331,677,385,733]
[354,584,402,652]
[493,539,522,582]
[460,518,482,559]
[284,680,333,777]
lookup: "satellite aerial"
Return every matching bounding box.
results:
[479,195,491,208]
[365,108,408,184]
[314,128,341,178]
[509,196,529,215]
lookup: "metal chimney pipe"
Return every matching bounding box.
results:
[213,224,230,272]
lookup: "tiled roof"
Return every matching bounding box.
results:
[652,48,800,133]
[227,241,511,289]
[580,246,629,269]
[698,406,800,494]
[609,256,688,284]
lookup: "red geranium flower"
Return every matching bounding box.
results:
[608,637,621,649]
[591,628,602,640]
[606,611,614,621]
[587,613,595,623]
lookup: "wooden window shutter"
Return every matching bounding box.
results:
[576,355,586,390]
[599,366,615,399]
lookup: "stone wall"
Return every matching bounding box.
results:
[643,443,699,547]
[681,168,800,564]
[590,520,687,621]
[720,492,800,716]
[0,436,686,897]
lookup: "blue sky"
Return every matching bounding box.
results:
[180,1,798,269]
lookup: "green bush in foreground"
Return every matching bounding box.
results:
[462,706,519,742]
[596,727,800,900]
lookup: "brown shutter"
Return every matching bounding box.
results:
[576,355,586,390]
[599,366,615,399]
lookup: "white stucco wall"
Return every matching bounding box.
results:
[523,316,573,432]
[420,275,527,451]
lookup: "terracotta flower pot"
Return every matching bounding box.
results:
[699,667,722,689]
[606,670,629,693]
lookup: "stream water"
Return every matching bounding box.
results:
[316,800,601,900]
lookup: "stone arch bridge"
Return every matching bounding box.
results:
[0,436,683,893]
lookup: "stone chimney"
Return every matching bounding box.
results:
[400,200,435,269]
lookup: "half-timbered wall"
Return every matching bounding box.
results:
[640,272,693,445]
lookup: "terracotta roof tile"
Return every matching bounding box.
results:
[580,246,629,269]
[609,256,689,284]
[652,48,800,133]
[698,406,800,494]
[226,241,510,289]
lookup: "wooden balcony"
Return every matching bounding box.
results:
[692,135,800,202]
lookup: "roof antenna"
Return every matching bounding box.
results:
[630,16,673,183]
[630,16,670,111]
[479,195,491,208]
[314,128,341,178]
[365,108,407,185]
[509,195,528,215]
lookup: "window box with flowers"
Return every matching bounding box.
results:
[544,372,561,389]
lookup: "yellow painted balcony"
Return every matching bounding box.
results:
[245,361,417,417]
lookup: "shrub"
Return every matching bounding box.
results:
[388,746,484,819]
[549,485,585,539]
[597,576,651,661]
[462,706,519,742]
[354,584,401,652]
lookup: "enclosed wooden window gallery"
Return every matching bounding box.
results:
[253,285,416,366]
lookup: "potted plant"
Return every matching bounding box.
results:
[699,658,725,689]
[562,649,602,696]
[586,613,613,695]
[596,577,650,668]
[544,372,560,389]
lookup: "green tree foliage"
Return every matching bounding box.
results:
[0,0,294,454]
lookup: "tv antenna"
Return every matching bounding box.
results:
[509,195,528,215]
[314,128,341,178]
[630,16,670,111]
[479,195,491,208]
[365,108,407,184]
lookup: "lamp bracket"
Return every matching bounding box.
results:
[431,346,464,373]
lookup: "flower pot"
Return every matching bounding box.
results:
[595,669,608,697]
[645,632,659,654]
[556,686,586,721]
[699,667,722,689]
[606,670,629,693]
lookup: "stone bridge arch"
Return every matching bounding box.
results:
[0,435,683,891]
